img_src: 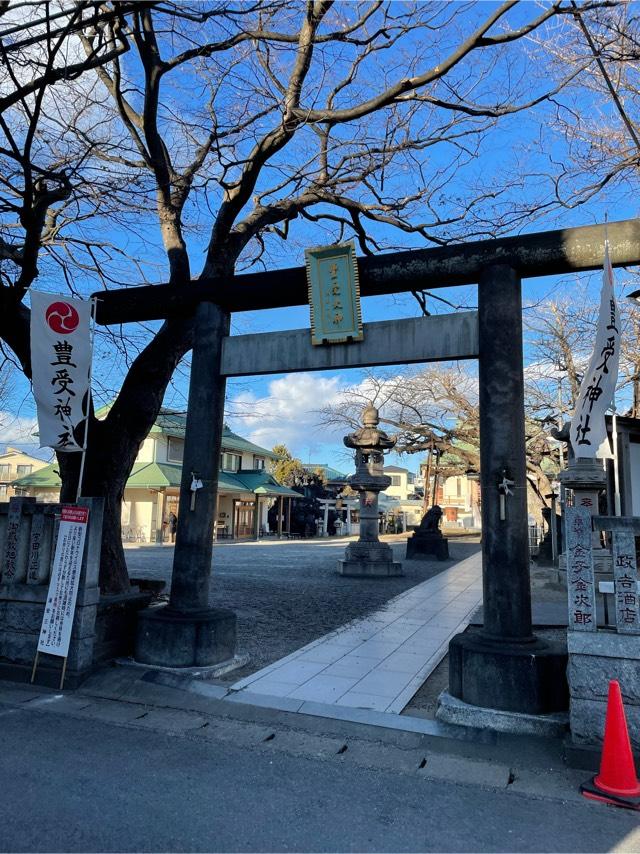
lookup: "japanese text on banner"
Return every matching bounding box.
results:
[30,292,92,452]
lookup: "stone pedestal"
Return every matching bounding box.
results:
[134,605,236,668]
[338,541,402,577]
[406,509,449,561]
[406,532,448,561]
[559,458,607,548]
[448,630,568,714]
[568,631,640,749]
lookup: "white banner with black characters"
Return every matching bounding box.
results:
[37,505,89,658]
[30,292,92,452]
[570,243,620,459]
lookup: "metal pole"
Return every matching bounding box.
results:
[76,296,97,502]
[612,406,622,516]
[550,493,558,564]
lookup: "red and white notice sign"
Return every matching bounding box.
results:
[37,505,90,658]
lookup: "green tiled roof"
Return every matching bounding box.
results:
[306,462,347,481]
[124,462,182,489]
[13,461,299,497]
[236,470,301,498]
[93,405,277,460]
[12,462,60,488]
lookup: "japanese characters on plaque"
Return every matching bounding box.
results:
[306,241,363,346]
[565,505,597,632]
[611,531,640,634]
[26,510,45,585]
[37,505,89,658]
[569,243,620,458]
[1,498,22,583]
[30,291,92,452]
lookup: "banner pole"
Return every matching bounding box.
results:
[30,651,40,684]
[612,404,622,516]
[76,297,97,503]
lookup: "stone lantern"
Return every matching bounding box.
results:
[338,404,403,577]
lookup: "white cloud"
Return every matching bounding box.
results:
[226,373,350,458]
[0,411,50,459]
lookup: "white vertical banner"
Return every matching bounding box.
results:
[30,292,92,452]
[37,505,89,658]
[569,243,620,458]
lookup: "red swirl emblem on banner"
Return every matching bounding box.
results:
[45,302,80,334]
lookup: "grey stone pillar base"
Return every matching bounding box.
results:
[436,690,569,738]
[338,541,403,577]
[406,533,449,561]
[568,631,640,749]
[134,605,236,668]
[448,629,568,714]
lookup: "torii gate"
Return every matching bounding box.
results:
[96,219,640,715]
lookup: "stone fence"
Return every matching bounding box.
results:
[0,496,149,687]
[566,510,640,747]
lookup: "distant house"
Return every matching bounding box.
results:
[0,448,49,502]
[383,465,416,501]
[13,409,298,542]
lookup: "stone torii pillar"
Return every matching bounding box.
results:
[446,266,567,715]
[135,302,236,668]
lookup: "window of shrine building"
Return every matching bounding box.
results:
[16,464,32,476]
[220,452,242,472]
[167,437,184,463]
[253,456,265,469]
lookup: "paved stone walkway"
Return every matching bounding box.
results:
[231,552,482,713]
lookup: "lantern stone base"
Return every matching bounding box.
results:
[448,629,568,714]
[134,605,236,668]
[567,630,640,749]
[338,541,403,577]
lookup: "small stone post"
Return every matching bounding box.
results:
[559,457,608,560]
[338,405,402,577]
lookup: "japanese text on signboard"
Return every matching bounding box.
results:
[37,505,89,658]
[306,241,363,346]
[565,505,596,631]
[612,531,640,633]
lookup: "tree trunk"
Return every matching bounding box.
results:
[55,314,196,594]
[57,420,132,593]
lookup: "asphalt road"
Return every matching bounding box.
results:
[1,705,637,853]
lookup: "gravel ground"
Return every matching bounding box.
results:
[124,535,481,683]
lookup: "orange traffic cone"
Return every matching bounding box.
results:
[580,680,640,811]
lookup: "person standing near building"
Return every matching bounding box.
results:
[169,511,178,543]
